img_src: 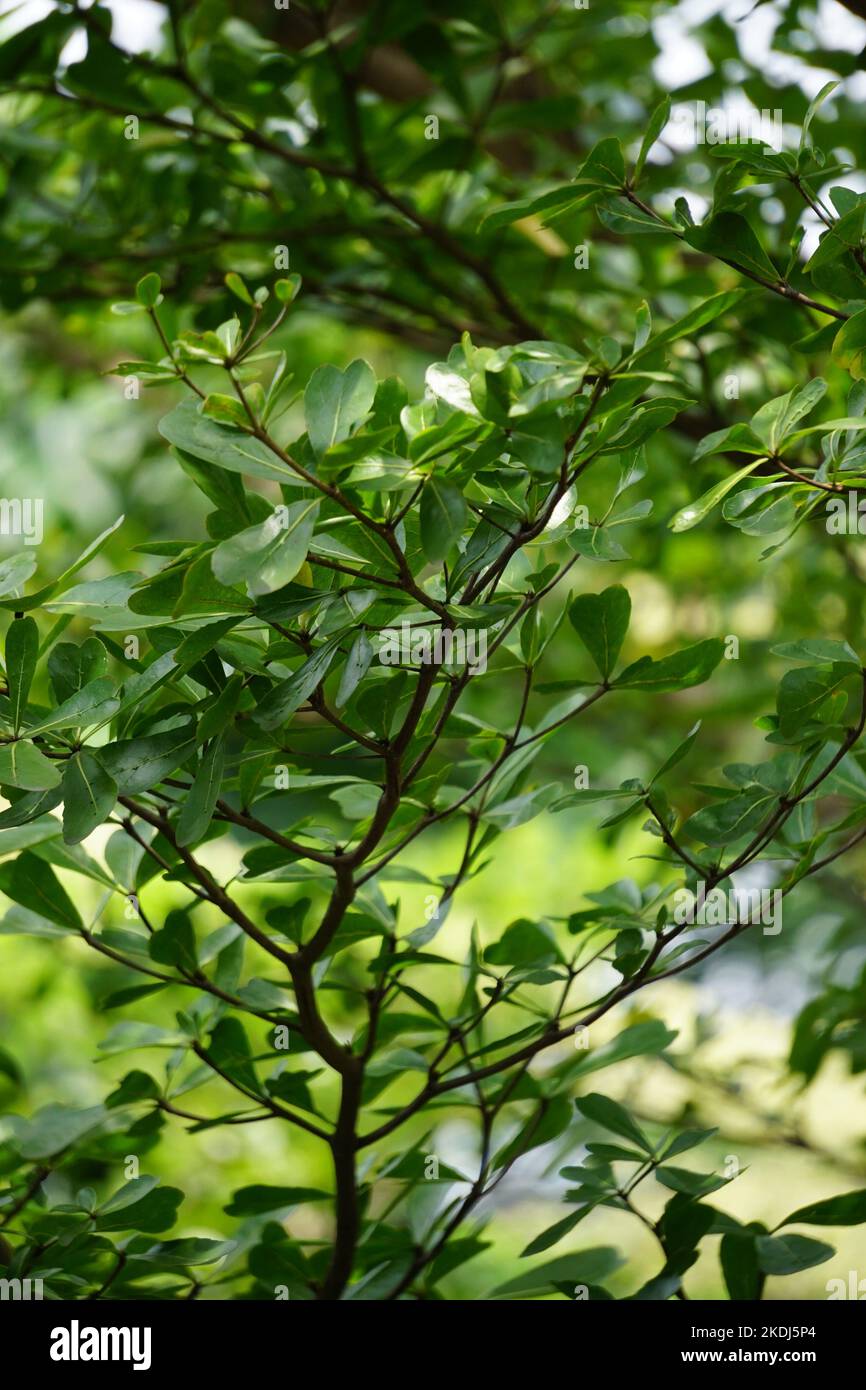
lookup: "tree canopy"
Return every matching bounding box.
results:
[1,0,866,1304]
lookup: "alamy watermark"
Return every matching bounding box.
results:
[826,1270,866,1299]
[826,492,866,535]
[672,879,782,936]
[0,1276,43,1300]
[0,497,43,546]
[379,621,487,675]
[49,1320,151,1371]
[671,101,784,154]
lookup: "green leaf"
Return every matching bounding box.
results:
[253,636,343,731]
[575,1092,653,1152]
[491,1246,624,1298]
[135,272,162,308]
[685,211,778,281]
[772,639,859,668]
[559,1021,677,1083]
[691,422,766,463]
[832,306,866,381]
[481,184,594,233]
[0,741,61,791]
[682,786,773,846]
[651,721,702,784]
[568,585,631,678]
[0,516,125,614]
[175,447,249,516]
[48,638,108,703]
[25,679,119,737]
[0,787,63,831]
[111,300,147,316]
[632,300,652,353]
[96,1183,183,1233]
[335,633,373,708]
[427,1236,490,1287]
[598,197,669,236]
[776,663,852,737]
[198,673,244,742]
[493,1096,572,1170]
[800,79,840,150]
[150,909,198,973]
[0,11,77,83]
[656,1166,729,1196]
[139,1237,232,1267]
[552,787,643,811]
[202,393,249,429]
[45,574,142,629]
[304,360,376,458]
[756,1233,835,1275]
[61,752,118,845]
[630,291,749,364]
[159,400,296,484]
[669,460,764,533]
[97,726,197,794]
[633,96,671,181]
[101,982,166,1011]
[520,1209,592,1258]
[660,1127,718,1160]
[173,555,250,618]
[420,478,467,564]
[207,1017,259,1093]
[779,1188,866,1228]
[176,738,225,847]
[720,1232,762,1300]
[485,918,564,966]
[96,1175,158,1212]
[5,616,38,732]
[224,271,254,305]
[274,274,301,304]
[98,1021,187,1055]
[0,552,37,598]
[710,142,794,178]
[105,1070,160,1108]
[722,482,796,537]
[0,1044,22,1085]
[751,379,827,452]
[571,135,626,191]
[614,638,725,692]
[0,850,81,930]
[224,1185,329,1216]
[17,1103,105,1159]
[805,206,865,274]
[212,501,319,594]
[0,816,62,856]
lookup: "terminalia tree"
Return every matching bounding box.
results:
[1,0,866,1300]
